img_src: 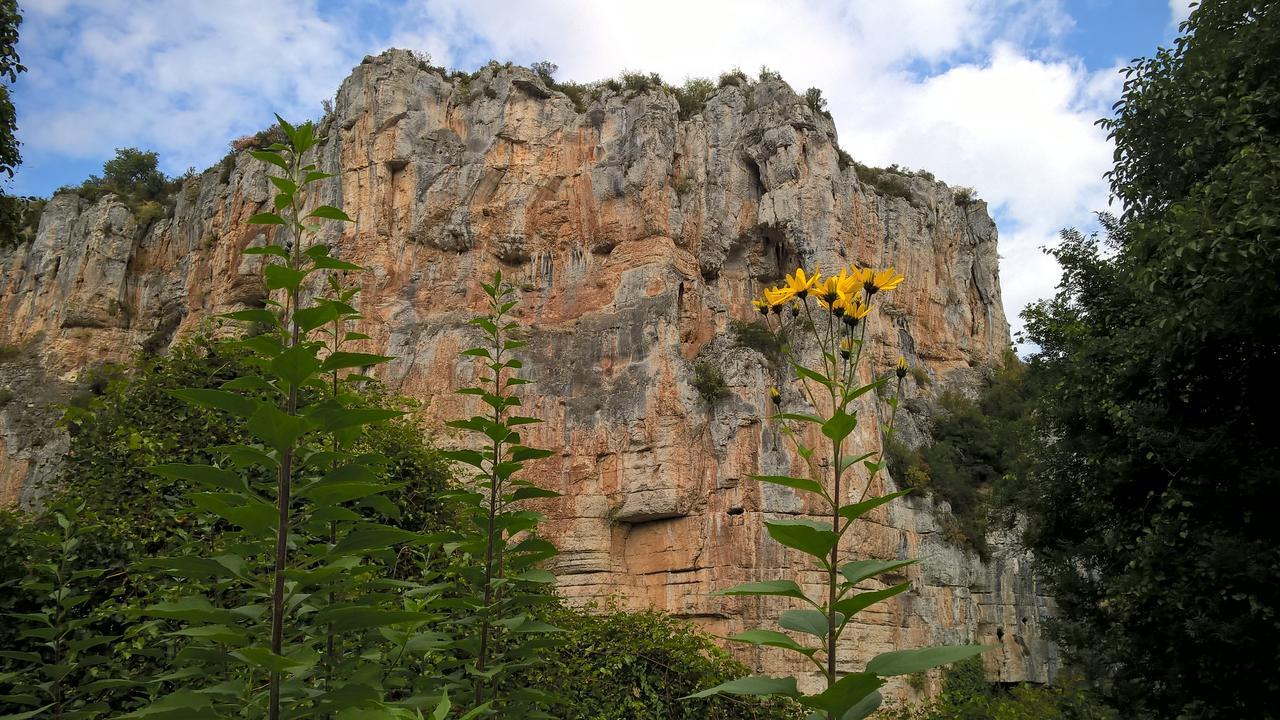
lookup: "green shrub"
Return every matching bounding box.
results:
[886,352,1035,554]
[730,319,782,364]
[620,71,663,94]
[954,186,979,206]
[0,194,45,248]
[804,87,831,119]
[853,162,914,202]
[693,361,730,403]
[673,77,715,120]
[718,69,749,88]
[524,604,801,719]
[884,657,1116,720]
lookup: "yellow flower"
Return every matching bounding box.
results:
[784,268,822,299]
[770,386,782,405]
[764,286,795,307]
[839,337,854,359]
[816,276,843,306]
[896,356,909,379]
[863,267,905,295]
[752,298,770,316]
[817,268,863,314]
[839,296,871,328]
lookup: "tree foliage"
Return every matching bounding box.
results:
[524,605,799,720]
[1017,2,1280,716]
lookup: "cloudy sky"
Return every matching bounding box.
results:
[8,0,1192,342]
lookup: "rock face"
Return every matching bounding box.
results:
[0,50,1056,697]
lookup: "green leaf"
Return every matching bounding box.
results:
[248,212,285,225]
[310,407,402,432]
[148,463,241,491]
[844,690,883,720]
[118,690,216,719]
[221,308,280,324]
[295,303,340,332]
[771,412,824,424]
[268,175,297,195]
[248,150,287,169]
[509,446,554,462]
[231,647,305,673]
[330,524,423,556]
[779,608,838,639]
[840,559,918,587]
[711,580,813,604]
[840,452,875,472]
[680,675,799,700]
[764,518,839,562]
[167,625,248,645]
[750,474,827,498]
[832,582,911,617]
[728,629,817,656]
[801,673,883,718]
[241,245,289,257]
[308,205,352,222]
[838,490,911,522]
[431,690,451,720]
[319,352,392,372]
[793,363,832,388]
[314,607,434,632]
[264,264,308,291]
[271,344,321,387]
[167,388,257,418]
[821,408,857,443]
[302,482,396,505]
[304,170,334,184]
[508,485,560,501]
[865,645,989,676]
[246,403,312,453]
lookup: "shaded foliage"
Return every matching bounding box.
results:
[1015,2,1280,716]
[884,657,1114,720]
[523,605,801,720]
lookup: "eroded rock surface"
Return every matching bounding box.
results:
[0,50,1055,697]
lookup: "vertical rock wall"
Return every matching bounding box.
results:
[0,50,1055,697]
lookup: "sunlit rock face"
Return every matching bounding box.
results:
[0,49,1055,697]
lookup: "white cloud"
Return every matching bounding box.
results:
[18,0,359,172]
[1169,0,1195,25]
[15,0,1125,343]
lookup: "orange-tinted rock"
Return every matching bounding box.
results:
[0,50,1053,698]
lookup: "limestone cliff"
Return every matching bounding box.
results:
[0,50,1055,697]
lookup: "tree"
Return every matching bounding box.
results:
[0,0,23,180]
[102,147,167,200]
[0,0,27,245]
[1017,1,1280,717]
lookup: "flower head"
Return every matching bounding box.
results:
[863,267,905,295]
[784,268,822,299]
[896,356,909,379]
[770,386,782,405]
[752,298,770,316]
[839,337,855,359]
[840,296,870,328]
[764,286,795,308]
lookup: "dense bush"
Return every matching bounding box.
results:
[1012,2,1280,716]
[692,361,730,403]
[886,352,1035,553]
[885,658,1114,720]
[524,605,800,719]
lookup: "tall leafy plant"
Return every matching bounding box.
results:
[0,502,115,720]
[442,272,561,716]
[129,116,433,719]
[689,266,986,719]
